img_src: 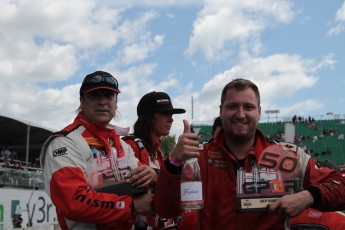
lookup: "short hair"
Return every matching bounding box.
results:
[220,78,260,106]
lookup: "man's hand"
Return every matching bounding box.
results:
[129,165,157,188]
[267,190,313,217]
[133,192,155,215]
[169,119,200,162]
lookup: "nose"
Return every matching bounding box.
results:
[235,107,245,118]
[168,114,173,123]
[98,94,108,104]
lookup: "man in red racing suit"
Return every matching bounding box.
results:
[40,71,156,230]
[154,78,345,230]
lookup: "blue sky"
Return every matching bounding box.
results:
[0,0,344,137]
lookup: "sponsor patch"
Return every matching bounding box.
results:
[208,151,224,158]
[137,141,144,149]
[84,137,103,148]
[52,147,68,158]
[279,142,298,153]
[157,99,169,104]
[308,211,322,218]
[208,158,228,168]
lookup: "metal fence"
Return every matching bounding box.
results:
[0,168,44,190]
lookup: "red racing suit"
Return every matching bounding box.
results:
[40,113,141,230]
[123,136,182,229]
[154,128,345,230]
[123,136,164,173]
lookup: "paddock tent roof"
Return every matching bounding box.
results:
[0,114,55,163]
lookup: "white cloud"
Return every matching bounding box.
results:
[336,1,345,21]
[185,0,295,61]
[166,13,175,19]
[279,100,325,116]
[119,34,164,65]
[0,82,79,131]
[327,1,345,36]
[0,1,166,84]
[0,37,78,83]
[106,0,204,7]
[327,24,345,36]
[190,52,333,125]
[114,11,165,65]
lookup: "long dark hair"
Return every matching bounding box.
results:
[133,113,156,159]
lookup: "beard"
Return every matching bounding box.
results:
[223,121,257,143]
[225,129,253,143]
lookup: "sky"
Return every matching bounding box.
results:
[0,0,345,137]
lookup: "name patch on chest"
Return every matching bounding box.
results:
[208,151,227,168]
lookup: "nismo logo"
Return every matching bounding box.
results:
[52,147,68,158]
[75,195,116,209]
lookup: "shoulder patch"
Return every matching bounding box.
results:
[52,147,68,158]
[136,140,145,149]
[278,142,298,153]
[122,135,145,151]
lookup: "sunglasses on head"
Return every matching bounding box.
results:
[82,74,118,87]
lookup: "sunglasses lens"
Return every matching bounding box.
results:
[84,75,118,87]
[105,77,117,85]
[87,75,103,83]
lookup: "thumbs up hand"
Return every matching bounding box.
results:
[169,119,200,162]
[183,119,192,134]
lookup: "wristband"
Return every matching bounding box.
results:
[310,196,314,207]
[169,155,183,167]
[131,200,135,214]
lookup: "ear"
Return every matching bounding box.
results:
[79,97,84,109]
[219,104,222,118]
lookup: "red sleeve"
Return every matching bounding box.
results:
[291,209,345,229]
[154,161,182,218]
[43,136,133,225]
[50,167,133,224]
[123,138,141,160]
[305,157,345,211]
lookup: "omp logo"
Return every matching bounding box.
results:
[53,147,68,158]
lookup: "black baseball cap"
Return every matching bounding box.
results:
[137,91,186,116]
[79,71,121,96]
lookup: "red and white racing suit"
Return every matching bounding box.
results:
[40,113,140,230]
[123,136,183,230]
[123,136,164,174]
[154,128,345,230]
